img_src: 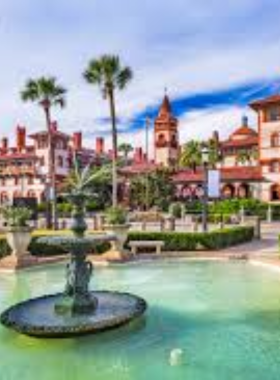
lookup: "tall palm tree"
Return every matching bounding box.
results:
[118,143,133,165]
[180,140,202,172]
[21,77,66,229]
[83,55,133,207]
[208,138,222,168]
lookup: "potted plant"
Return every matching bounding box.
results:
[1,206,33,261]
[104,206,130,259]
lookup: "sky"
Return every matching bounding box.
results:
[1,0,280,153]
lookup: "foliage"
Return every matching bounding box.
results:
[169,202,185,218]
[127,226,254,252]
[1,206,32,227]
[21,77,66,109]
[118,143,133,164]
[129,169,175,211]
[105,206,127,225]
[180,140,202,172]
[0,232,111,259]
[83,54,133,207]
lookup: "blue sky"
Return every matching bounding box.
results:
[1,0,280,150]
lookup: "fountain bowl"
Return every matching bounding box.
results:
[0,291,147,338]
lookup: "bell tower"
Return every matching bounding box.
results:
[154,94,179,166]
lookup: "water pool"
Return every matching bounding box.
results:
[1,260,280,380]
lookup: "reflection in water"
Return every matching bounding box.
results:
[1,262,280,379]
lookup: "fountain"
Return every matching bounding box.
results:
[0,165,147,338]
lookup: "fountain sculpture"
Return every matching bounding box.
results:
[0,165,147,338]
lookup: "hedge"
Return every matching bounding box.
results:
[0,234,111,260]
[126,226,254,252]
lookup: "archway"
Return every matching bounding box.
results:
[238,183,250,199]
[0,192,8,204]
[270,184,280,201]
[222,184,235,198]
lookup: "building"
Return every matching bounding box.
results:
[122,92,280,203]
[0,124,106,204]
[2,92,280,206]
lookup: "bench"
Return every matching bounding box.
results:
[128,241,165,255]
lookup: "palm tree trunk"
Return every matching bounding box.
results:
[108,89,118,208]
[44,105,57,230]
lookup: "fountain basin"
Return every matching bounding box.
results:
[0,291,147,338]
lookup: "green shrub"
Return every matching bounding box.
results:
[0,233,111,259]
[127,226,254,252]
[105,207,127,225]
[169,202,185,218]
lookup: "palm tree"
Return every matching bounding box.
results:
[236,150,251,166]
[21,77,66,229]
[118,143,133,164]
[180,140,202,172]
[208,138,222,168]
[83,55,133,207]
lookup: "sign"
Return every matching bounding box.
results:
[207,170,220,198]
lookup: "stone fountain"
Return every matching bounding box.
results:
[0,190,147,338]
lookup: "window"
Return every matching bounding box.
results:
[266,106,280,122]
[271,160,280,173]
[57,156,63,167]
[28,176,34,185]
[271,133,280,147]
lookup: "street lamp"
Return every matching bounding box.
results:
[201,146,209,232]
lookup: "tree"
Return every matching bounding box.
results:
[208,138,222,168]
[83,55,133,207]
[63,158,112,211]
[180,140,202,172]
[236,149,254,165]
[129,169,175,211]
[21,77,66,229]
[118,143,133,164]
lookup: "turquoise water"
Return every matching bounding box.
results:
[1,261,280,379]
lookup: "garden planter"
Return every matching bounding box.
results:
[103,224,130,260]
[0,227,35,270]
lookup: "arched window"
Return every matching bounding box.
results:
[270,161,280,173]
[271,133,280,147]
[57,156,63,167]
[157,134,166,147]
[27,190,36,198]
[28,176,34,185]
[0,192,8,204]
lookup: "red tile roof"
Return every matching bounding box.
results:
[173,166,262,183]
[231,126,257,137]
[222,136,258,148]
[29,130,70,140]
[120,162,159,175]
[250,94,280,110]
[0,153,37,161]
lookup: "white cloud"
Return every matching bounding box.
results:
[0,0,279,150]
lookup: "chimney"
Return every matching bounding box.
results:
[96,137,104,155]
[134,147,143,163]
[51,121,58,132]
[73,132,82,150]
[242,115,249,127]
[16,126,26,151]
[212,130,219,143]
[1,137,8,152]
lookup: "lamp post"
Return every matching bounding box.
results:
[201,146,209,232]
[145,117,150,211]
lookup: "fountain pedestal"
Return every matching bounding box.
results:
[0,191,147,337]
